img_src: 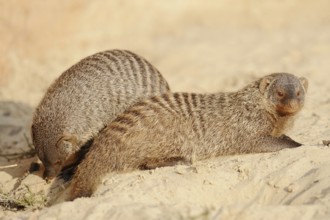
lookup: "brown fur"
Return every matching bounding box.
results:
[31,49,170,179]
[69,73,308,200]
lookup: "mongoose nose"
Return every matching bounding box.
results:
[288,99,300,111]
[43,163,62,180]
[43,168,56,180]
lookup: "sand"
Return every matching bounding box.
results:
[1,0,330,219]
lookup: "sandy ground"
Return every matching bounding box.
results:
[1,0,330,219]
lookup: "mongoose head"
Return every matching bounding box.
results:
[32,123,78,180]
[259,73,308,117]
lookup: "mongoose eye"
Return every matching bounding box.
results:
[296,91,301,96]
[277,91,284,97]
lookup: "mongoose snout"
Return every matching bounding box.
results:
[276,99,301,117]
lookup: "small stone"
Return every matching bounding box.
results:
[174,166,186,175]
[267,180,279,189]
[285,185,294,193]
[322,140,330,146]
[203,179,213,185]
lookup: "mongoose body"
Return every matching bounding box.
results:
[69,73,308,200]
[31,50,170,179]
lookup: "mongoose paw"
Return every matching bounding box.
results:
[69,179,94,201]
[280,135,302,148]
[69,183,93,201]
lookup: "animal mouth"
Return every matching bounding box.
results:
[277,110,295,117]
[276,99,302,117]
[276,106,300,117]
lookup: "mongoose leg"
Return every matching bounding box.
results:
[139,157,192,170]
[254,135,301,153]
[70,181,94,200]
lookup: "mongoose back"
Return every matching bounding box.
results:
[31,49,170,179]
[69,73,308,200]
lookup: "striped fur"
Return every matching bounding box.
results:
[32,49,170,179]
[69,73,308,200]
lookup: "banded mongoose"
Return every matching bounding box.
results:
[31,49,170,179]
[69,73,308,200]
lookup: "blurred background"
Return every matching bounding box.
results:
[1,0,330,105]
[0,0,330,155]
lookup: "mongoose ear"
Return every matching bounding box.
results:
[299,77,308,92]
[56,134,79,155]
[259,76,273,94]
